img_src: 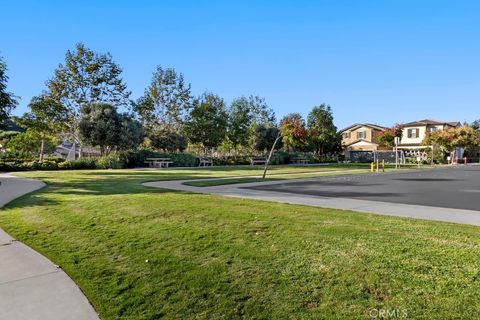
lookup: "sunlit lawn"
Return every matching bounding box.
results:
[0,165,478,319]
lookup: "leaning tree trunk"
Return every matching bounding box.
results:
[262,133,282,179]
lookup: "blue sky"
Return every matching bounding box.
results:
[1,0,479,129]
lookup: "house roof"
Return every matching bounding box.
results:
[341,123,387,133]
[402,119,460,128]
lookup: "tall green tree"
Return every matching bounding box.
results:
[0,56,18,127]
[149,128,187,152]
[117,114,145,152]
[46,43,131,157]
[227,97,254,157]
[279,113,308,151]
[135,66,192,131]
[135,66,191,153]
[248,95,276,125]
[254,124,282,152]
[307,104,340,155]
[21,94,68,160]
[79,103,144,155]
[227,96,276,156]
[0,130,20,152]
[7,129,58,155]
[185,93,228,153]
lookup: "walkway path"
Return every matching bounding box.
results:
[143,170,480,226]
[0,173,99,320]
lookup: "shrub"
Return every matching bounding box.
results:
[0,151,33,162]
[58,158,97,170]
[96,154,124,169]
[26,160,60,170]
[166,153,197,167]
[268,151,321,165]
[0,159,62,171]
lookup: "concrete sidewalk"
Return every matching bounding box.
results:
[0,173,99,320]
[143,173,480,226]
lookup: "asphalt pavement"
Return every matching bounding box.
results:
[247,166,480,211]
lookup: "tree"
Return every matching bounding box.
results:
[452,125,480,150]
[307,104,340,155]
[20,94,68,160]
[184,93,228,152]
[423,128,455,154]
[117,114,145,152]
[46,43,131,157]
[226,95,276,159]
[135,66,192,131]
[279,113,308,151]
[227,97,254,157]
[79,103,143,155]
[248,95,276,125]
[0,130,20,151]
[254,124,282,152]
[377,124,403,147]
[149,128,187,152]
[423,125,480,162]
[0,56,18,127]
[135,66,191,155]
[8,129,58,155]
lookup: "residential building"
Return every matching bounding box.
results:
[398,119,460,149]
[341,123,388,158]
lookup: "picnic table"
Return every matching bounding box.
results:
[144,157,174,168]
[290,158,309,165]
[250,157,267,166]
[198,157,213,167]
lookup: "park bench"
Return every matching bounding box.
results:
[250,157,267,166]
[198,157,213,167]
[144,157,174,168]
[290,157,309,165]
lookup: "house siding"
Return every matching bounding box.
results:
[342,126,374,146]
[400,126,426,145]
[399,124,454,147]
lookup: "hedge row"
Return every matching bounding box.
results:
[0,150,341,172]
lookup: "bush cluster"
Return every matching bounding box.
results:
[0,150,200,171]
[0,149,340,172]
[0,155,64,171]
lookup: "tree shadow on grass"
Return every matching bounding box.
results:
[0,187,60,211]
[1,176,202,211]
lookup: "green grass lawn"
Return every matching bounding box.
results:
[1,166,479,319]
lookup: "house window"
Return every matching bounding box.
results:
[357,131,366,139]
[344,132,351,139]
[430,127,438,132]
[407,128,420,138]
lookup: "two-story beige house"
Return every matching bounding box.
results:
[341,123,387,158]
[398,119,460,149]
